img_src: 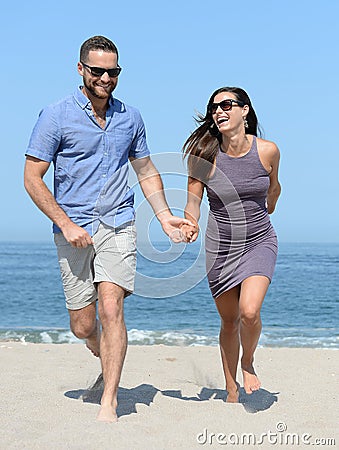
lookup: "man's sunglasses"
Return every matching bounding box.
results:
[210,99,244,114]
[81,62,122,78]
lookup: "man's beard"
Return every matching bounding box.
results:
[83,78,114,99]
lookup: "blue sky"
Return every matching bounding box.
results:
[1,0,338,243]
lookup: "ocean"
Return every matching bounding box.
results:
[0,240,338,348]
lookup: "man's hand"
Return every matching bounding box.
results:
[61,222,94,248]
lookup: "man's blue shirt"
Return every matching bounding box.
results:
[26,87,150,235]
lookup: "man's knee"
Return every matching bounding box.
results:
[98,283,125,324]
[99,297,125,326]
[69,307,97,339]
[70,319,96,339]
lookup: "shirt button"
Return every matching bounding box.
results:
[102,174,106,178]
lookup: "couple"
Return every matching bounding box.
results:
[24,36,281,423]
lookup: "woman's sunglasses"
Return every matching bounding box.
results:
[210,99,244,114]
[81,62,122,78]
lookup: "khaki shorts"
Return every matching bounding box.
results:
[54,222,137,310]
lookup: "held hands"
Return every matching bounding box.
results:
[159,215,199,243]
[180,223,199,243]
[160,215,193,243]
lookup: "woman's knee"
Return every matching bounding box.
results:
[221,316,240,333]
[240,308,261,327]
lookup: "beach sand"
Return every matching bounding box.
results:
[1,343,337,449]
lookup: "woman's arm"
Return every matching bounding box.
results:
[183,176,204,242]
[266,143,281,214]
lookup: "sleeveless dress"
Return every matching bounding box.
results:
[205,136,278,299]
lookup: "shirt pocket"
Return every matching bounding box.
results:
[114,127,134,156]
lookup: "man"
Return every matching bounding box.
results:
[24,35,191,423]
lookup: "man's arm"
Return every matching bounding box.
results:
[24,156,93,247]
[129,156,193,241]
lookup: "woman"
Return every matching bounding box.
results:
[182,87,281,402]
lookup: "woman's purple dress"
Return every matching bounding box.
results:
[205,136,278,299]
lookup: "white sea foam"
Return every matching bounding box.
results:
[0,327,337,348]
[127,329,217,346]
[40,332,53,343]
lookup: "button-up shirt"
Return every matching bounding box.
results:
[26,87,150,235]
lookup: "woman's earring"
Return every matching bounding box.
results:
[244,118,249,129]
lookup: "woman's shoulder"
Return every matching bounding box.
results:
[256,137,280,158]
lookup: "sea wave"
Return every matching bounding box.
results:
[0,328,79,344]
[0,327,337,348]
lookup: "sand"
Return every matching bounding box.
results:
[1,343,338,449]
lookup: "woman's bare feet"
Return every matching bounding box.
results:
[86,320,101,357]
[241,363,261,394]
[226,389,239,403]
[226,381,240,403]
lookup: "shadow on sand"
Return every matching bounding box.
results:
[65,373,279,417]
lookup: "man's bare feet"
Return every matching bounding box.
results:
[96,404,118,423]
[242,363,261,394]
[86,320,101,357]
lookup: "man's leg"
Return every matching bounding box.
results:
[55,231,99,355]
[68,302,100,357]
[96,281,127,423]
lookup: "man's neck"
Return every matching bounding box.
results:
[82,87,110,113]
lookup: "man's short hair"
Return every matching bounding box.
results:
[80,36,119,62]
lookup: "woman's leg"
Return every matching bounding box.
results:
[239,275,270,394]
[214,285,241,402]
